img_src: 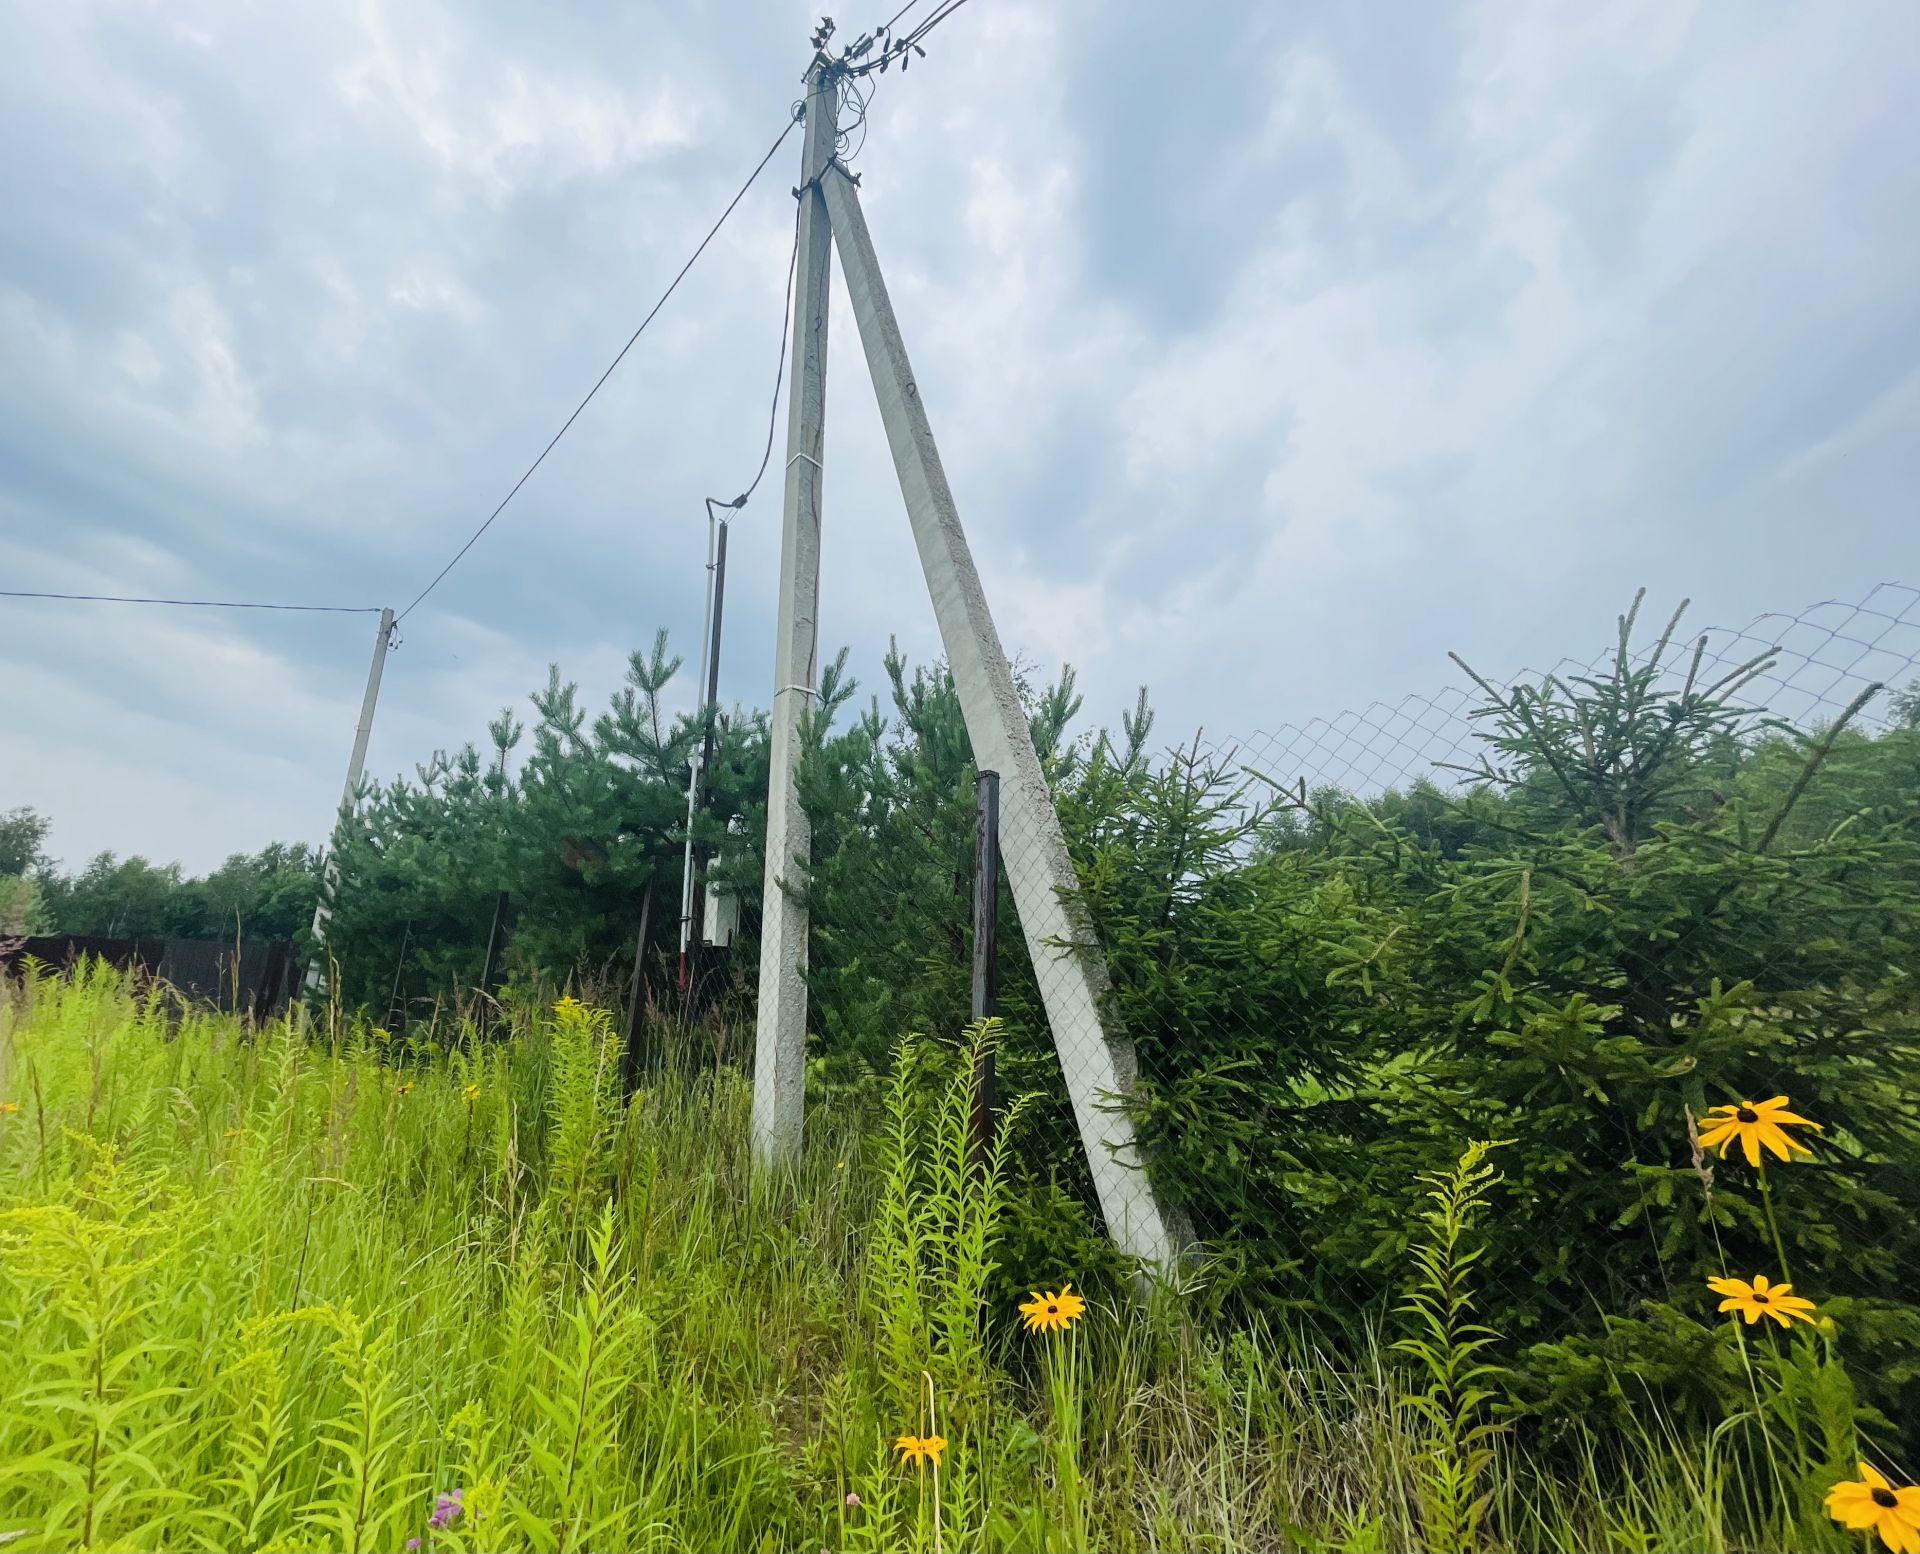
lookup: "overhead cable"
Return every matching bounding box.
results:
[839,0,976,78]
[708,187,805,524]
[395,114,802,624]
[0,590,381,613]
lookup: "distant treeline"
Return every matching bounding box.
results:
[0,812,319,942]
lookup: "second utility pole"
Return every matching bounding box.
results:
[305,606,395,1000]
[751,67,836,1165]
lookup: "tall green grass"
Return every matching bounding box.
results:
[0,967,1823,1552]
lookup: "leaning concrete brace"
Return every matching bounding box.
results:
[751,71,836,1164]
[817,162,1188,1272]
[305,606,395,999]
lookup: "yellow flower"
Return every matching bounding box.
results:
[1827,1461,1920,1553]
[224,1126,244,1139]
[1019,1282,1087,1334]
[1707,1272,1818,1328]
[1698,1096,1820,1167]
[835,1160,846,1171]
[895,1433,946,1467]
[0,1100,19,1115]
[463,1083,481,1104]
[395,1081,414,1096]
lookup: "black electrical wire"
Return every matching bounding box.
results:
[835,71,876,162]
[0,590,381,613]
[396,113,802,624]
[710,192,804,522]
[844,0,975,78]
[902,0,974,48]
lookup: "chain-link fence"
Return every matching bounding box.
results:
[799,581,1920,1433]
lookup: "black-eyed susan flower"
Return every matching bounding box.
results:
[1019,1283,1087,1334]
[1698,1096,1820,1167]
[1708,1272,1818,1328]
[463,1083,481,1103]
[395,1081,414,1096]
[1826,1462,1920,1553]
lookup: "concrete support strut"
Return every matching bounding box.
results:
[751,71,836,1165]
[305,606,394,998]
[817,161,1187,1271]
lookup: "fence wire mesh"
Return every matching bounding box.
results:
[798,581,1920,1430]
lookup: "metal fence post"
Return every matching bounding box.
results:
[478,890,511,1025]
[969,768,1000,1168]
[623,877,656,1093]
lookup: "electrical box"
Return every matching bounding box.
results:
[702,882,739,948]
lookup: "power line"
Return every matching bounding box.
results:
[841,0,975,77]
[0,590,381,613]
[12,45,965,634]
[903,0,974,47]
[836,70,876,162]
[709,180,805,522]
[395,113,803,625]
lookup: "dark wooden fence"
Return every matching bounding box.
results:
[0,935,299,1021]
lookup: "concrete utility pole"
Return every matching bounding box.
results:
[751,66,836,1163]
[680,510,729,986]
[305,606,394,999]
[816,155,1188,1271]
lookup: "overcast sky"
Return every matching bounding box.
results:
[3,0,1917,874]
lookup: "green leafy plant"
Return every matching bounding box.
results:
[864,1019,1027,1423]
[305,1303,412,1554]
[515,1202,632,1553]
[1394,1138,1510,1554]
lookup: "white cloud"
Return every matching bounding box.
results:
[1,0,1915,872]
[332,0,699,201]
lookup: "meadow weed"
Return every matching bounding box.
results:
[0,968,1891,1552]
